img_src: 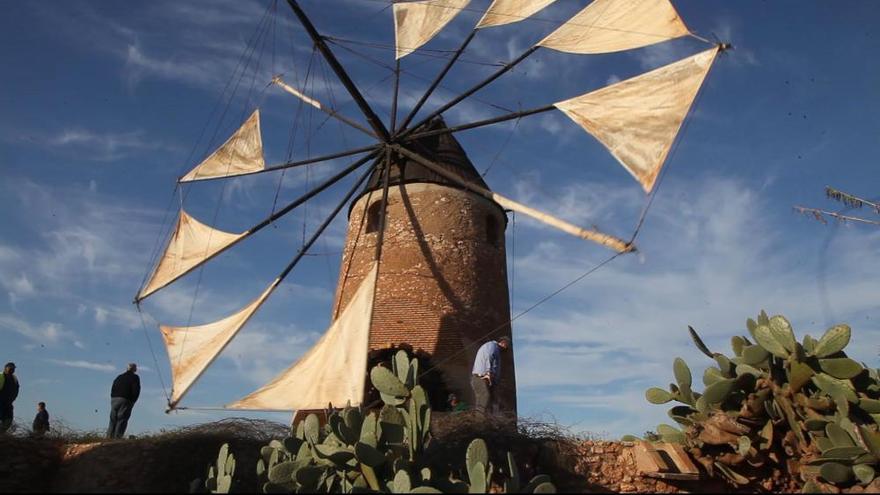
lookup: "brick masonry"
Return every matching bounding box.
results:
[332,182,516,413]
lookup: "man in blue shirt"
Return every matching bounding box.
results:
[470,336,510,414]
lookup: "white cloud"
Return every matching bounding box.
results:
[42,128,177,161]
[632,41,696,72]
[124,43,222,90]
[0,250,35,305]
[3,273,35,305]
[510,175,641,234]
[8,273,35,296]
[48,359,116,373]
[93,305,142,331]
[0,179,162,296]
[94,307,108,325]
[222,323,322,385]
[0,314,75,347]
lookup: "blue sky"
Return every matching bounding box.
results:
[1,0,878,438]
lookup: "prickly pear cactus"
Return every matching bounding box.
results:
[640,311,880,492]
[192,350,557,493]
[191,443,236,494]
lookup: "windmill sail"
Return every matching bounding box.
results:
[476,0,557,29]
[554,46,719,192]
[137,210,245,301]
[161,280,278,407]
[180,110,265,182]
[227,262,378,411]
[538,0,689,54]
[394,0,471,59]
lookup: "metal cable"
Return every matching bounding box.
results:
[137,307,171,404]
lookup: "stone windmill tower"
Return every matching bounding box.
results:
[331,118,516,413]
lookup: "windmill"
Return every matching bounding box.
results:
[134,0,729,415]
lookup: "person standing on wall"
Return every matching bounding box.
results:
[32,401,50,436]
[0,362,20,433]
[107,363,140,439]
[470,336,510,414]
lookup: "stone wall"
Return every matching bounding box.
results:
[575,441,691,493]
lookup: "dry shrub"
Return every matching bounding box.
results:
[2,418,289,493]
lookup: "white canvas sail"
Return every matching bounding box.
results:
[394,0,471,59]
[554,46,719,192]
[138,210,245,301]
[476,0,556,29]
[180,110,265,182]
[538,0,689,54]
[227,262,379,411]
[161,280,278,407]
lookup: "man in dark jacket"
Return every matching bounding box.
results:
[107,363,140,439]
[32,401,49,436]
[0,362,20,434]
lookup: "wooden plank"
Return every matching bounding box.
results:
[661,443,700,475]
[631,441,701,481]
[633,441,668,473]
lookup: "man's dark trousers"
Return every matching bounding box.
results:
[470,375,493,413]
[0,403,13,433]
[107,398,133,439]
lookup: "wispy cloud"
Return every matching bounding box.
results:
[43,128,179,161]
[0,178,163,295]
[93,304,143,331]
[123,43,229,91]
[48,359,116,373]
[2,270,35,306]
[222,323,322,385]
[631,40,697,71]
[0,314,75,347]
